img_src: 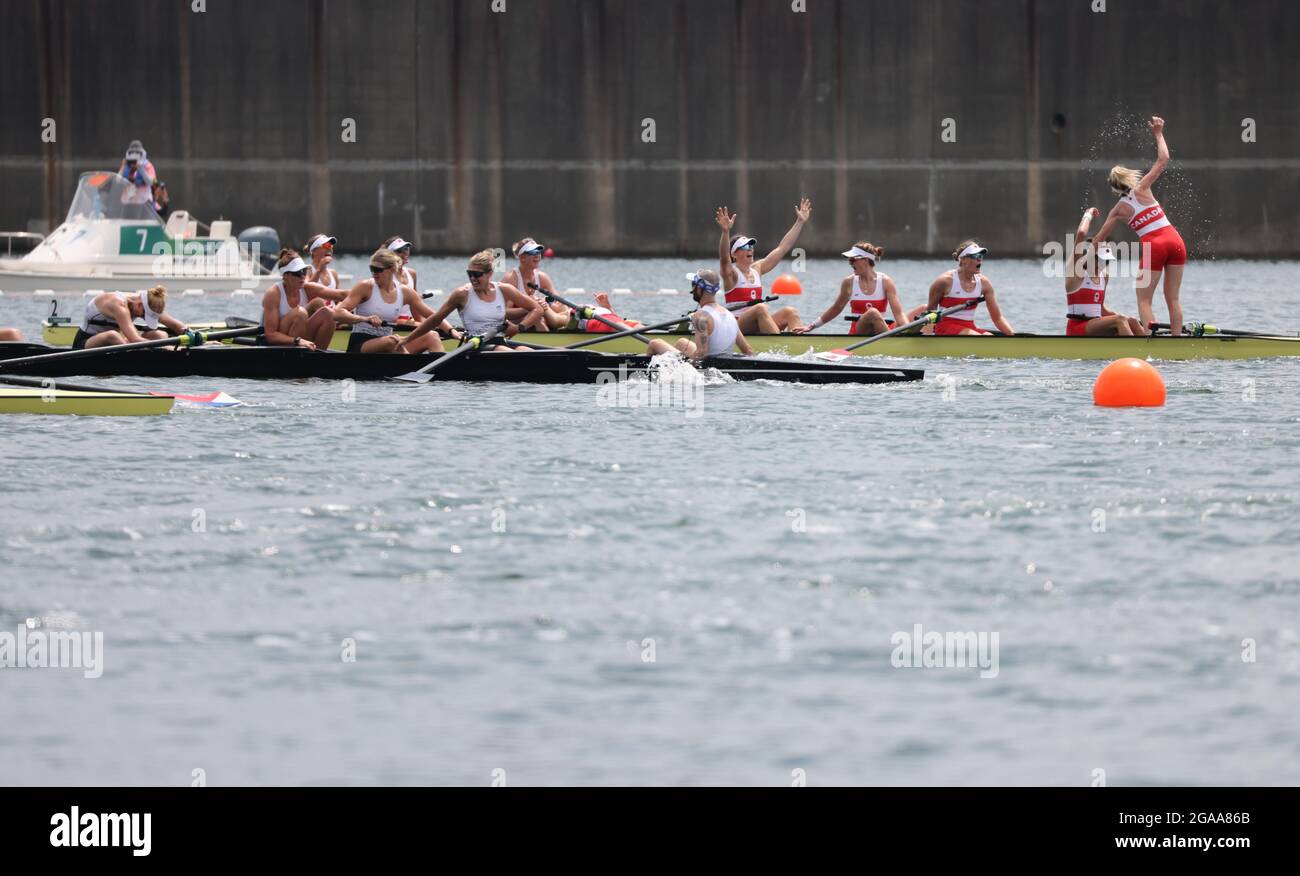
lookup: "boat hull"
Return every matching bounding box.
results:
[0,387,173,416]
[0,343,922,385]
[41,322,1300,360]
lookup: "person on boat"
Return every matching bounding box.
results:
[151,180,170,218]
[571,291,644,333]
[401,250,545,352]
[259,249,343,350]
[333,250,445,354]
[795,242,907,336]
[1090,117,1188,334]
[72,286,188,350]
[646,270,754,359]
[502,238,570,331]
[117,140,157,204]
[715,200,809,334]
[1065,208,1148,337]
[381,236,419,321]
[922,241,1015,336]
[304,234,342,292]
[0,328,24,342]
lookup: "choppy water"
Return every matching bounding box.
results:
[2,257,1299,785]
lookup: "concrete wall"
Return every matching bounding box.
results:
[2,0,1297,256]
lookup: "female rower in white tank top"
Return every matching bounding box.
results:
[381,236,420,321]
[334,249,444,353]
[1064,208,1147,337]
[504,237,569,331]
[260,248,346,349]
[715,200,809,335]
[400,249,546,352]
[305,233,342,293]
[795,242,908,337]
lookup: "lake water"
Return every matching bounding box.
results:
[1,256,1298,785]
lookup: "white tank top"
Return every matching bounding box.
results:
[81,291,157,334]
[461,283,506,337]
[352,279,404,337]
[724,266,764,305]
[848,273,892,319]
[261,282,310,325]
[396,267,415,318]
[313,266,337,288]
[1120,191,1172,237]
[506,268,546,302]
[701,303,740,356]
[940,270,984,323]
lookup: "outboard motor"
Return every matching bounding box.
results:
[237,226,281,272]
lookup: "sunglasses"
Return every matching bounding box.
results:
[369,265,388,274]
[286,269,307,278]
[467,270,487,279]
[736,243,755,251]
[316,242,334,251]
[522,249,544,257]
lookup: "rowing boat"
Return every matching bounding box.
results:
[41,320,1300,360]
[0,387,174,416]
[0,343,922,385]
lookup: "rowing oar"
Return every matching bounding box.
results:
[0,374,243,408]
[0,326,264,373]
[391,331,500,383]
[815,297,986,361]
[539,289,654,344]
[1151,322,1294,339]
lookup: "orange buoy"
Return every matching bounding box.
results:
[544,247,555,258]
[771,274,802,296]
[1093,357,1166,407]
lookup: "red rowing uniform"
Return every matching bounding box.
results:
[1066,274,1107,337]
[935,270,989,336]
[848,274,894,335]
[724,265,763,306]
[1122,191,1187,273]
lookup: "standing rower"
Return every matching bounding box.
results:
[715,200,809,334]
[73,286,187,349]
[260,249,341,350]
[402,250,544,352]
[923,241,1015,336]
[504,238,570,331]
[796,242,907,336]
[334,250,445,353]
[646,270,754,359]
[1091,116,1188,334]
[1065,208,1147,337]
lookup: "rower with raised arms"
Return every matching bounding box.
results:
[73,286,188,349]
[796,242,909,337]
[504,238,570,331]
[646,269,755,360]
[333,249,446,354]
[923,241,1015,336]
[402,249,544,352]
[260,249,343,350]
[1091,116,1188,335]
[1065,208,1147,337]
[716,200,808,334]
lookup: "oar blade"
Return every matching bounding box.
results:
[391,370,435,384]
[815,349,853,362]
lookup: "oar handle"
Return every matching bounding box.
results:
[540,289,651,343]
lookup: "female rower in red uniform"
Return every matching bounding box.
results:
[715,200,808,334]
[1065,208,1147,337]
[1091,116,1188,334]
[923,241,1015,336]
[795,242,907,336]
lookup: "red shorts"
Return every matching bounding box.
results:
[934,319,989,336]
[585,315,639,333]
[850,312,894,335]
[1066,318,1092,337]
[1138,227,1188,273]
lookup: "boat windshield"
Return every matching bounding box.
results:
[65,171,162,224]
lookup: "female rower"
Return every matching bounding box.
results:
[501,237,569,331]
[715,200,809,334]
[646,270,754,359]
[795,242,906,336]
[1065,208,1147,337]
[401,250,544,352]
[381,236,419,320]
[1091,116,1187,334]
[259,249,342,349]
[333,249,445,354]
[304,233,342,291]
[73,286,187,349]
[923,241,1015,336]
